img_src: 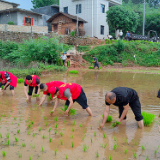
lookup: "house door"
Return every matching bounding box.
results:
[54,24,58,32]
[25,17,31,26]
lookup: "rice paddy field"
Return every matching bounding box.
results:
[0,71,160,160]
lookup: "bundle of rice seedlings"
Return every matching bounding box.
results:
[61,105,76,115]
[69,70,79,74]
[111,121,121,128]
[142,111,155,126]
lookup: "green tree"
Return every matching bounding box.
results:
[145,13,160,36]
[106,6,139,34]
[31,0,59,9]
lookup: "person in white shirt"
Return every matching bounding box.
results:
[119,30,123,40]
[61,52,67,66]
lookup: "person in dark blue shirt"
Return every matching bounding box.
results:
[92,56,99,70]
[99,87,144,129]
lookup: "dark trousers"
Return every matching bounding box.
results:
[0,82,14,90]
[28,86,38,96]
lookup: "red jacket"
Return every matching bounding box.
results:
[0,71,17,87]
[25,75,40,87]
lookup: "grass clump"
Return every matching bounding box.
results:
[17,78,24,83]
[142,111,155,126]
[111,121,121,128]
[61,105,76,115]
[69,70,79,74]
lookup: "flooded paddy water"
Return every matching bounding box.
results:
[0,71,160,160]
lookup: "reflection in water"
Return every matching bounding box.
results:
[0,71,160,159]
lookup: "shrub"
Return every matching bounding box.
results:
[7,21,15,25]
[142,111,155,126]
[77,46,91,52]
[70,31,76,37]
[69,70,79,74]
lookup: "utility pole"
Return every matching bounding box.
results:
[76,4,79,36]
[142,0,145,36]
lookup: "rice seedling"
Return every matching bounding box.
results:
[22,143,26,147]
[14,117,17,120]
[111,121,121,128]
[45,121,48,126]
[124,138,128,144]
[32,94,39,98]
[48,127,52,132]
[84,127,87,133]
[39,127,42,131]
[72,141,74,148]
[109,155,112,160]
[96,150,99,157]
[30,144,35,148]
[71,135,74,139]
[73,120,75,125]
[18,123,20,126]
[29,155,32,160]
[7,139,10,145]
[114,136,117,141]
[0,133,3,138]
[142,111,155,126]
[103,133,106,138]
[83,144,88,152]
[124,149,128,154]
[141,145,146,150]
[133,151,137,158]
[27,130,31,135]
[54,130,57,135]
[134,141,138,145]
[60,140,63,145]
[15,137,19,142]
[91,137,93,143]
[41,145,44,152]
[8,114,11,117]
[17,129,20,133]
[60,132,63,137]
[146,155,149,160]
[55,123,58,128]
[55,149,57,156]
[6,133,9,139]
[72,128,75,132]
[155,146,159,154]
[32,133,36,137]
[2,150,6,157]
[43,116,47,120]
[66,155,68,159]
[18,78,24,83]
[19,152,22,158]
[94,132,96,137]
[42,134,47,139]
[113,143,117,150]
[61,105,76,115]
[55,117,58,121]
[30,121,34,125]
[25,119,29,122]
[28,124,31,128]
[82,135,85,140]
[80,124,82,127]
[91,126,92,130]
[69,70,79,74]
[63,120,66,123]
[104,143,108,148]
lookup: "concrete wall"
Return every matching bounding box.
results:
[17,12,43,26]
[32,6,59,16]
[0,1,13,10]
[0,24,48,33]
[0,12,18,25]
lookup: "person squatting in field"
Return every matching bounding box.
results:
[46,82,93,116]
[99,87,144,129]
[24,75,41,102]
[0,71,17,96]
[39,81,64,106]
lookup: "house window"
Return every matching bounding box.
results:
[100,25,104,35]
[64,7,68,14]
[76,4,82,14]
[101,4,105,13]
[23,17,33,26]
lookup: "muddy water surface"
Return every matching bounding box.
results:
[0,71,160,160]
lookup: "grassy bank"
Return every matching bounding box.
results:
[83,40,160,67]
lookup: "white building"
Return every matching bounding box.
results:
[59,0,122,39]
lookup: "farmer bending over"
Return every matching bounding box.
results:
[39,81,64,106]
[0,71,17,96]
[99,87,144,129]
[49,83,93,116]
[24,75,41,102]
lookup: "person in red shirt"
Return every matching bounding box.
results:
[24,75,40,102]
[49,83,93,116]
[39,81,64,106]
[0,71,17,96]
